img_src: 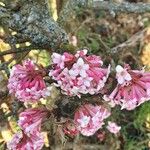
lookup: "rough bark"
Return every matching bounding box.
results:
[92,1,150,13]
[58,0,150,27]
[0,0,150,56]
[0,0,68,51]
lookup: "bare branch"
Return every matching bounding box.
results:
[111,28,146,54]
[0,46,39,57]
[58,0,150,27]
[92,1,150,13]
[50,143,110,150]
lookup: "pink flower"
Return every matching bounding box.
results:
[18,108,48,135]
[63,120,79,136]
[106,121,121,134]
[8,59,51,102]
[74,104,110,136]
[75,49,88,58]
[52,53,65,69]
[63,52,75,63]
[85,55,103,67]
[69,58,89,78]
[7,131,44,150]
[104,64,150,110]
[50,50,110,97]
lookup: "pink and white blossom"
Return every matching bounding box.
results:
[75,49,88,58]
[7,131,44,150]
[116,65,132,84]
[69,58,89,78]
[104,64,150,110]
[8,59,51,102]
[74,104,110,136]
[106,121,121,134]
[18,108,48,135]
[52,53,65,69]
[49,50,110,97]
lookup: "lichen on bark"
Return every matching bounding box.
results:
[0,0,68,51]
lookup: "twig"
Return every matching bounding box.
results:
[92,1,150,13]
[0,46,39,57]
[58,1,150,27]
[51,143,109,150]
[111,28,146,54]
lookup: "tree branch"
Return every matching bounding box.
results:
[0,46,39,57]
[58,0,150,27]
[92,1,150,13]
[0,0,68,51]
[111,28,146,54]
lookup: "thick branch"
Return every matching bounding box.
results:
[0,0,68,51]
[58,0,150,27]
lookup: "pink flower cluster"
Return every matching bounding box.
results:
[18,108,47,135]
[104,65,150,110]
[7,108,47,150]
[7,49,150,147]
[74,104,110,136]
[49,50,110,97]
[7,131,44,150]
[8,59,51,102]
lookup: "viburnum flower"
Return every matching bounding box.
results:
[49,50,110,97]
[52,53,65,69]
[69,58,89,78]
[8,59,51,102]
[104,64,150,110]
[106,121,121,134]
[18,108,48,135]
[74,104,110,136]
[63,120,79,136]
[7,131,44,150]
[116,65,132,84]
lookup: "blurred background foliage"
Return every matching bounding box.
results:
[0,0,150,149]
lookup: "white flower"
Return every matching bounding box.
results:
[72,58,89,78]
[77,76,93,87]
[52,53,65,69]
[75,49,88,58]
[116,65,132,84]
[107,121,121,134]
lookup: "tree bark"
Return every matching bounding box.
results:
[58,0,150,27]
[0,0,68,51]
